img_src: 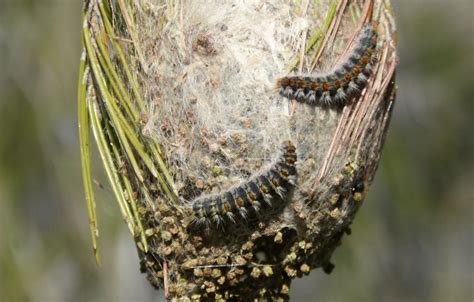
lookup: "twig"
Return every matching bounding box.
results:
[163,261,169,299]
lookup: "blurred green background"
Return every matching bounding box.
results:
[0,1,472,301]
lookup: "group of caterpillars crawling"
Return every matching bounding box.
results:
[277,23,378,107]
[188,23,378,229]
[189,141,297,229]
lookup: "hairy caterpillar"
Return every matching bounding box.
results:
[277,23,378,106]
[189,141,297,228]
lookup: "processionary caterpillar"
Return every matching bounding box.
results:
[277,24,378,107]
[189,141,297,229]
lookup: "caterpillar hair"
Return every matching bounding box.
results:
[189,140,297,229]
[276,23,379,107]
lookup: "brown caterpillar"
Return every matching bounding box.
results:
[276,23,378,106]
[189,141,297,228]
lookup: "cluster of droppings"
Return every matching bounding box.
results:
[135,158,372,300]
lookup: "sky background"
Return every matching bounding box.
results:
[0,0,472,301]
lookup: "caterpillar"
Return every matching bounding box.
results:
[276,23,378,107]
[189,141,297,229]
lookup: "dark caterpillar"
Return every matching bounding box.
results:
[189,141,297,228]
[276,23,378,106]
